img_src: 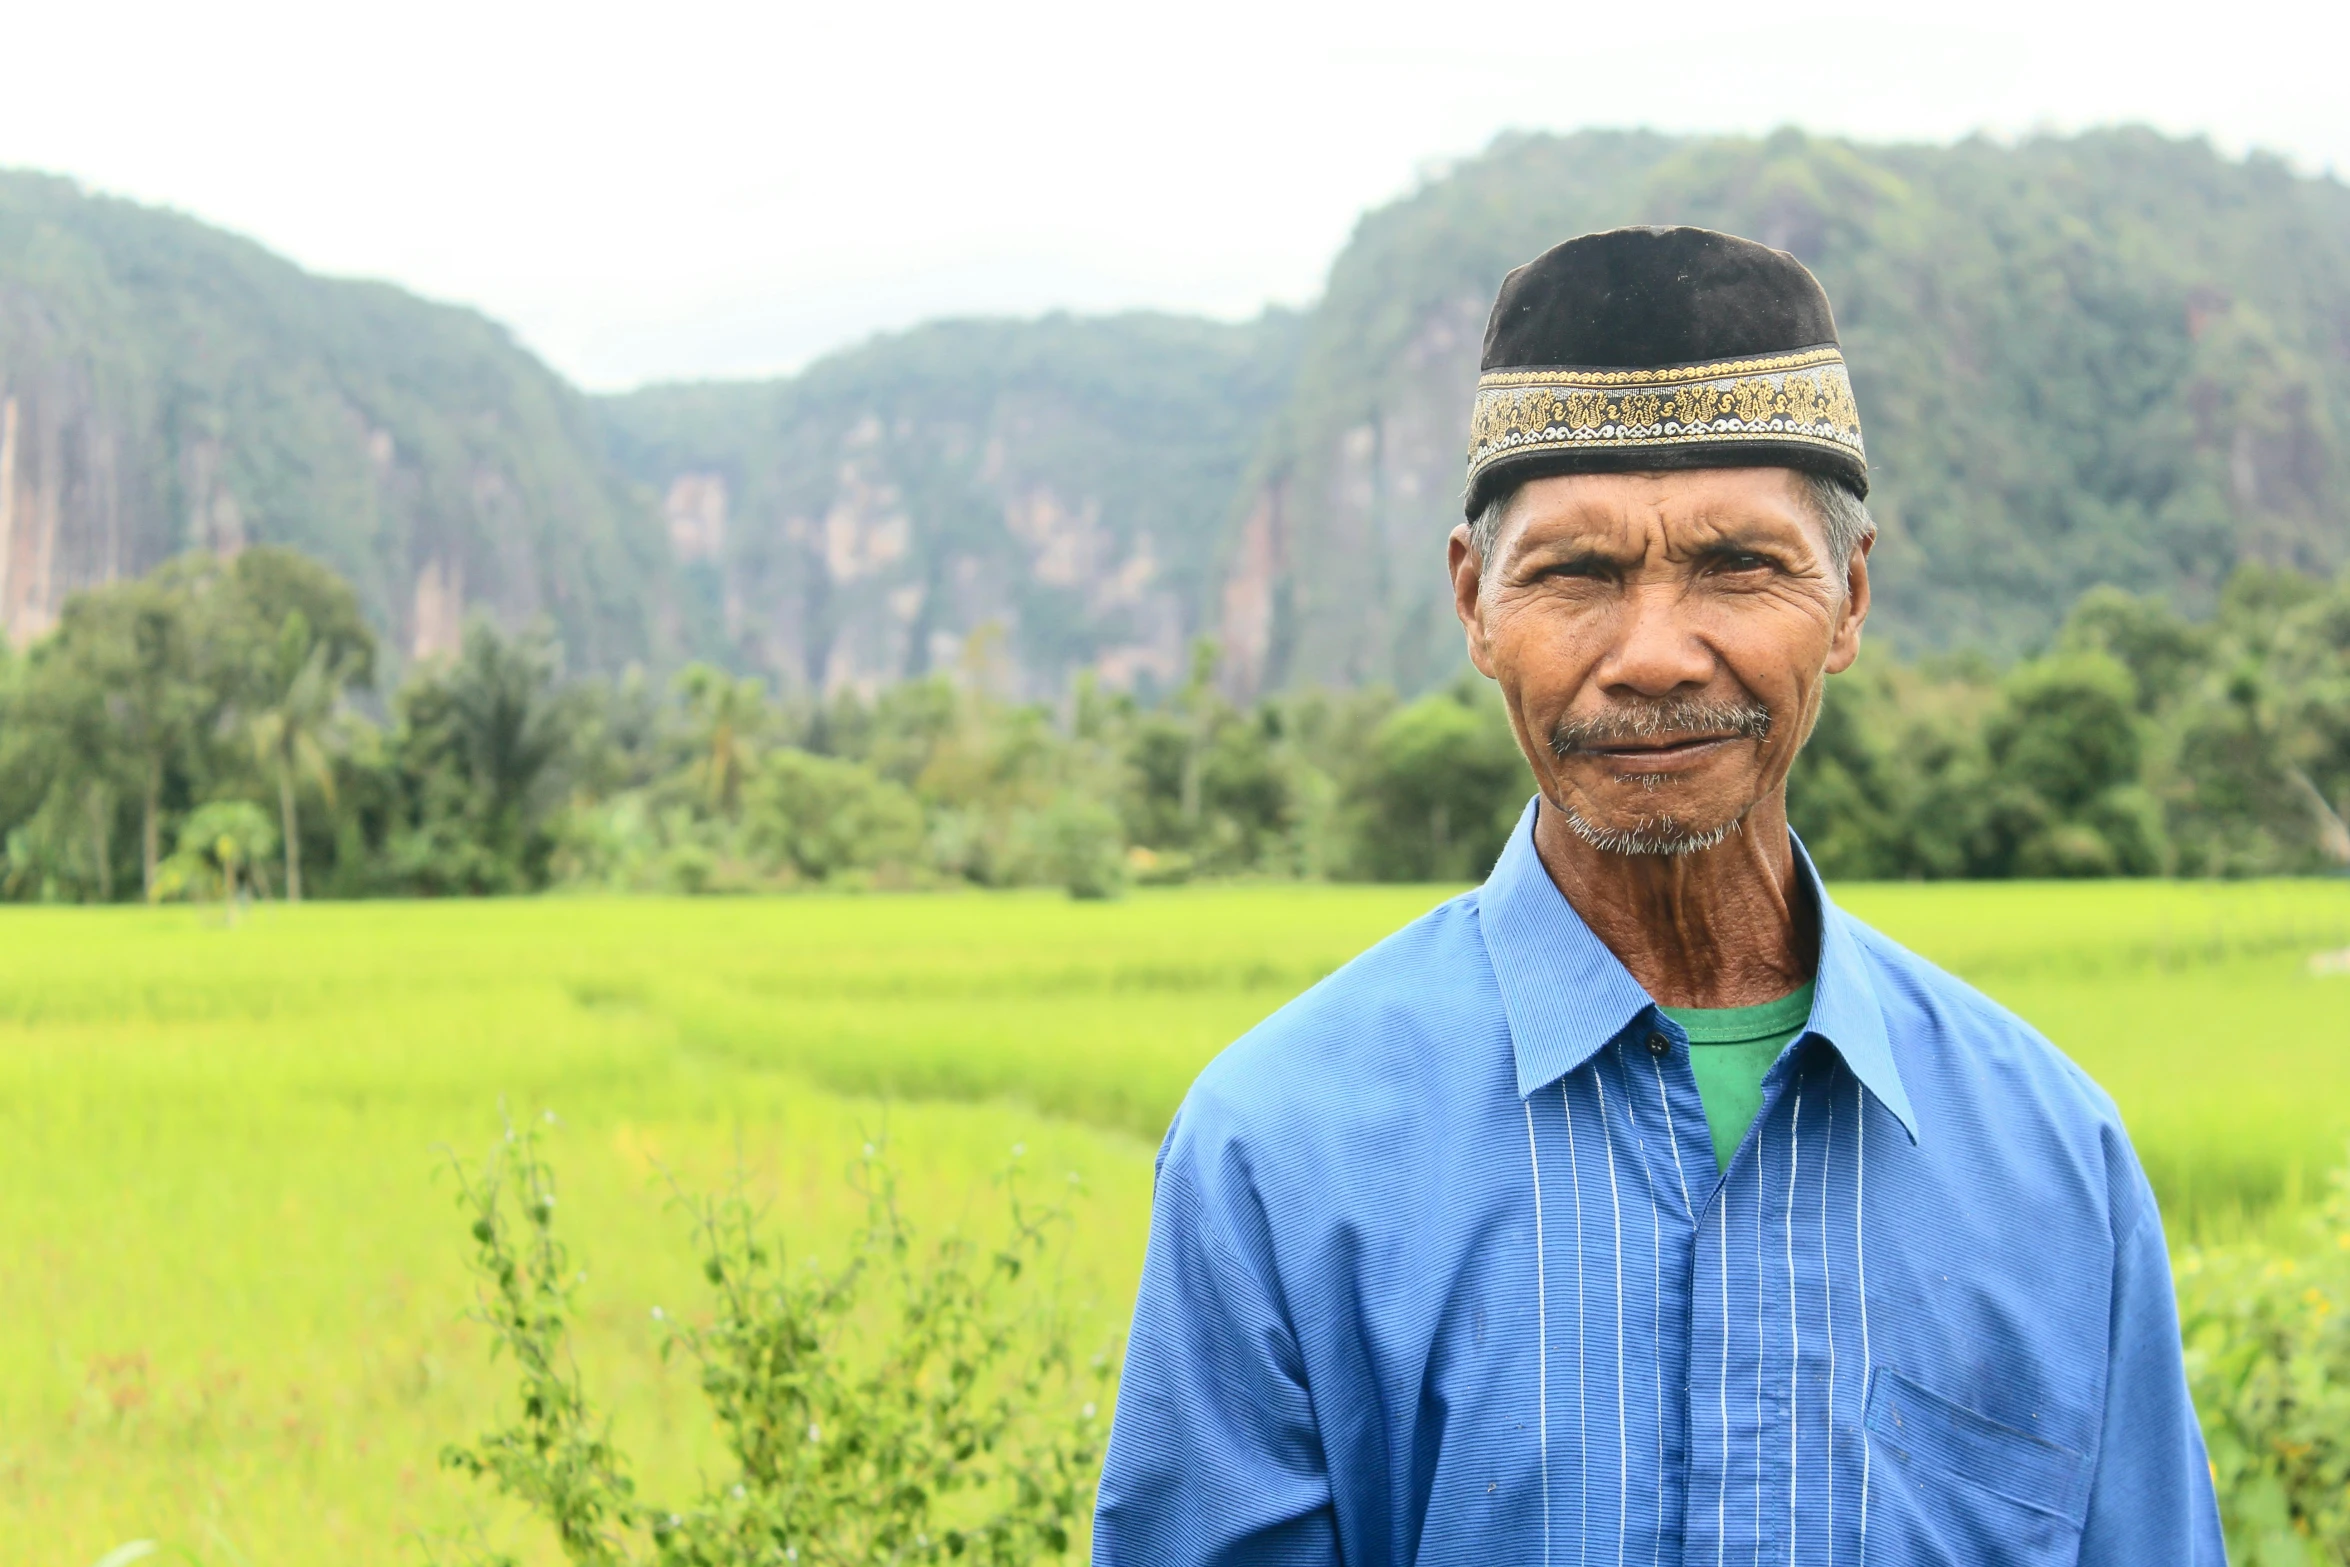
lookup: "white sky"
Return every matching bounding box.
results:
[3,0,2343,391]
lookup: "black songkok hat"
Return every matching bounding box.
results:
[1464,226,1867,519]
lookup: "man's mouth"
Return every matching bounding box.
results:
[1549,698,1773,767]
[1578,734,1744,767]
[1579,737,1748,761]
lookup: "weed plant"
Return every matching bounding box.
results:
[442,1121,1110,1567]
[2177,1160,2350,1566]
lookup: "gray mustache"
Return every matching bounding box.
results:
[1548,698,1773,758]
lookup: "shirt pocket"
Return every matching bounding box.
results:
[1863,1368,2090,1563]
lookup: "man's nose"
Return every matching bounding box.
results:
[1594,582,1714,697]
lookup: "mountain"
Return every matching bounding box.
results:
[597,312,1302,700]
[6,129,2349,699]
[1228,127,2350,691]
[0,170,671,673]
[0,167,1299,697]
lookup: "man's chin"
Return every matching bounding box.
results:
[1553,798,1748,858]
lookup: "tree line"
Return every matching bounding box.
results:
[1790,566,2350,879]
[0,547,2344,904]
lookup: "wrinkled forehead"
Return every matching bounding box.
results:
[1495,467,1825,560]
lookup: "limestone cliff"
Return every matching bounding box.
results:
[598,313,1301,700]
[0,171,671,671]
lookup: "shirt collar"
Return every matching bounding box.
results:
[1477,796,1921,1143]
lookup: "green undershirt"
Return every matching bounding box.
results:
[1658,982,1815,1175]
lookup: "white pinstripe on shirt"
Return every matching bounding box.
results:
[1594,1069,1628,1567]
[1525,1100,1551,1567]
[1563,1081,1589,1567]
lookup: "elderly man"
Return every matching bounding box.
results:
[1094,228,2222,1566]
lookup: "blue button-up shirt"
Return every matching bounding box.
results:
[1096,800,2222,1566]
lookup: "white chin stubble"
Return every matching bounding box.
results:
[1555,794,1745,857]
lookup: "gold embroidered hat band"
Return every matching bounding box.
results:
[1468,347,1864,498]
[1464,227,1870,517]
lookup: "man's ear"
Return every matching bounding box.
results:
[1825,531,1873,675]
[1449,525,1498,679]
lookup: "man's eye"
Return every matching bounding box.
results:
[1713,551,1774,573]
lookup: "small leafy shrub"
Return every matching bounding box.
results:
[443,1121,1114,1566]
[155,800,278,913]
[1346,680,1532,882]
[2179,1161,2350,1565]
[1018,793,1128,900]
[746,751,927,885]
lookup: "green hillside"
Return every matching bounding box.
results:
[1250,128,2350,689]
[0,171,670,673]
[598,311,1303,698]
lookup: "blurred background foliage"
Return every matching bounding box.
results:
[3,543,2346,903]
[1789,563,2350,880]
[2178,1165,2350,1567]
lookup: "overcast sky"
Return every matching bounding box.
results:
[3,0,2342,391]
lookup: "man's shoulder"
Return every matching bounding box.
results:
[1164,890,1510,1172]
[1839,911,2126,1136]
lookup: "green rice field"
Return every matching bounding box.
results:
[2,879,2345,1565]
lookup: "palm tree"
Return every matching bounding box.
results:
[676,663,765,817]
[443,620,571,847]
[159,799,278,924]
[248,628,349,902]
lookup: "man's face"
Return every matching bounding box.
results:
[1450,467,1870,856]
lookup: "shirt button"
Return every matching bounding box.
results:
[1645,1031,1671,1056]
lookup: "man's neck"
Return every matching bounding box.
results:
[1530,792,1817,1009]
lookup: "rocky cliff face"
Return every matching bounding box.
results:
[0,280,165,642]
[0,172,670,671]
[1216,291,1487,698]
[598,313,1301,700]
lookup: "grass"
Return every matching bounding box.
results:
[1834,879,2350,1236]
[0,878,2344,1565]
